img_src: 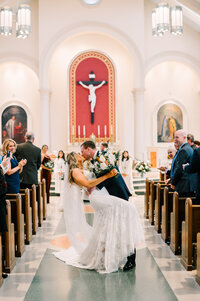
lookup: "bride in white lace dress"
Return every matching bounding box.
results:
[53,152,144,274]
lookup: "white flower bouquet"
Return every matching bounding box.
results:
[44,160,54,172]
[90,152,117,178]
[135,161,151,174]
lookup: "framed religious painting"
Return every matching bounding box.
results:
[1,105,27,144]
[157,103,183,143]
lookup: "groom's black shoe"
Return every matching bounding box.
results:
[123,251,136,271]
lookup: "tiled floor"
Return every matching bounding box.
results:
[0,192,200,300]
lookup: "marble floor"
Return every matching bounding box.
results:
[1,193,200,301]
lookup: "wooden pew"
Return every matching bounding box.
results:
[41,179,47,220]
[36,183,43,227]
[170,193,195,255]
[181,199,200,271]
[7,190,32,245]
[196,233,200,285]
[144,178,151,219]
[161,187,174,243]
[0,235,3,287]
[4,200,16,273]
[160,171,166,181]
[20,185,38,235]
[6,194,25,257]
[149,180,165,225]
[155,183,166,233]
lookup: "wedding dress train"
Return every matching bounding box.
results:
[53,171,144,274]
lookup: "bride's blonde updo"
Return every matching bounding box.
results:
[67,152,79,183]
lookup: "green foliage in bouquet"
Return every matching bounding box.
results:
[44,160,54,172]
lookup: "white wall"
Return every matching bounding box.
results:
[0,62,40,146]
[145,61,200,147]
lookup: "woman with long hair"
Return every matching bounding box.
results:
[41,145,53,203]
[2,139,26,193]
[53,152,144,274]
[119,150,135,195]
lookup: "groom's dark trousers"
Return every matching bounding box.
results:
[97,167,131,201]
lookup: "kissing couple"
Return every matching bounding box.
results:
[53,141,144,273]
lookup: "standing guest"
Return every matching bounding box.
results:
[41,145,53,203]
[0,156,10,279]
[119,150,135,195]
[159,146,176,177]
[187,133,196,150]
[183,147,200,204]
[2,139,26,194]
[54,150,66,193]
[166,130,195,197]
[100,142,108,154]
[15,132,41,189]
[194,140,200,148]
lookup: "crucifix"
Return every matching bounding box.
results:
[77,71,107,124]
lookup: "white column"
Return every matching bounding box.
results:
[40,89,51,147]
[133,88,145,161]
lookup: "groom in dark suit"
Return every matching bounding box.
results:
[15,132,41,189]
[81,141,135,271]
[81,141,132,201]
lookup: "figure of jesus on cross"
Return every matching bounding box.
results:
[77,71,107,123]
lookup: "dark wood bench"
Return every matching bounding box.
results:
[161,187,174,243]
[144,178,151,219]
[170,193,195,255]
[196,233,200,285]
[155,183,166,233]
[181,199,200,271]
[20,185,38,235]
[6,194,25,257]
[35,183,43,227]
[149,180,165,225]
[4,200,16,273]
[0,235,2,287]
[7,190,32,245]
[160,171,167,181]
[41,179,47,220]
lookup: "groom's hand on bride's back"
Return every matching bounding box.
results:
[107,169,118,178]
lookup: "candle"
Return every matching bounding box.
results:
[104,125,107,136]
[72,125,74,135]
[111,125,113,135]
[98,125,100,136]
[83,125,86,136]
[78,125,80,136]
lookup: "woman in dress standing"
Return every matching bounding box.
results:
[54,150,66,210]
[2,139,26,194]
[119,150,135,195]
[41,145,53,203]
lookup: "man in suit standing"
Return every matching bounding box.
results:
[169,129,195,197]
[15,132,41,189]
[183,147,200,204]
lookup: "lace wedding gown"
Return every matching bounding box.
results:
[53,170,144,274]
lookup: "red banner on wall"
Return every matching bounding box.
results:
[69,51,115,142]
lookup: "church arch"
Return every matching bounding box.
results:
[145,51,200,78]
[40,21,144,90]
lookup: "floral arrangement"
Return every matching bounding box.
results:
[112,150,120,166]
[135,161,151,174]
[90,152,117,178]
[44,160,54,172]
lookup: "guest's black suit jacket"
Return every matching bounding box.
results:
[15,141,41,185]
[171,143,195,196]
[184,147,200,203]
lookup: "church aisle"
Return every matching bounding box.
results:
[0,195,200,300]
